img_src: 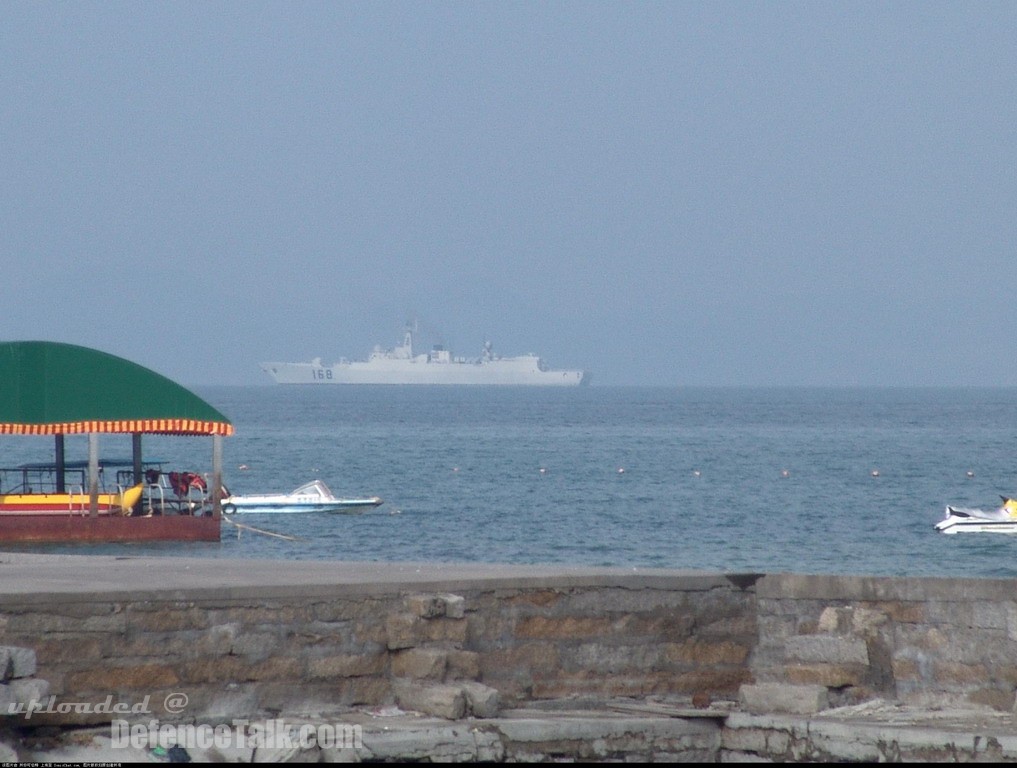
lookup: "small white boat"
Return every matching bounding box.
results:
[222,480,383,514]
[935,497,1017,534]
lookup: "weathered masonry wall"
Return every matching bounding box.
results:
[748,573,1017,713]
[3,559,1017,736]
[0,570,756,725]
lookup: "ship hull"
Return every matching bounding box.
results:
[261,361,588,386]
[0,515,220,543]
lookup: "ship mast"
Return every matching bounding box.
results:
[402,320,417,356]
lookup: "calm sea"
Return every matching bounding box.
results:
[5,386,1017,579]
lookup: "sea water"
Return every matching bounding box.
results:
[5,385,1017,579]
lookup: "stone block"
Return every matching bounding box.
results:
[697,615,757,638]
[7,611,126,634]
[850,607,889,637]
[1007,603,1017,641]
[890,655,923,683]
[128,607,210,632]
[739,683,828,715]
[720,724,769,754]
[995,664,1017,686]
[502,589,562,608]
[229,631,279,662]
[0,650,14,682]
[575,643,662,673]
[385,612,467,649]
[406,595,445,618]
[68,664,179,691]
[193,683,260,723]
[307,653,386,679]
[34,637,103,666]
[515,615,615,640]
[401,593,465,619]
[446,650,480,680]
[784,635,869,665]
[785,663,868,687]
[932,661,989,686]
[359,724,483,761]
[665,639,750,666]
[310,597,385,622]
[480,644,559,696]
[863,599,924,623]
[461,681,501,718]
[178,657,245,685]
[0,678,49,712]
[350,619,388,647]
[967,686,1014,712]
[392,681,466,720]
[441,594,466,619]
[212,604,310,628]
[419,617,468,646]
[391,648,447,680]
[671,668,751,698]
[817,607,851,634]
[0,647,36,680]
[254,679,380,714]
[385,614,418,650]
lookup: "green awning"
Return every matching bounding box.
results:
[0,342,233,436]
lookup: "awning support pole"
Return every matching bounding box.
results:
[132,433,142,485]
[212,434,223,518]
[55,435,65,493]
[88,433,99,518]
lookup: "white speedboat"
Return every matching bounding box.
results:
[222,480,383,514]
[935,497,1017,534]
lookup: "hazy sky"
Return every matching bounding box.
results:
[3,1,1016,387]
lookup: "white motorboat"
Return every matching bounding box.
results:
[222,480,383,514]
[935,497,1017,534]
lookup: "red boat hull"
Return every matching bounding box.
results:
[0,514,221,543]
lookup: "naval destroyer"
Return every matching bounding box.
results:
[261,324,589,386]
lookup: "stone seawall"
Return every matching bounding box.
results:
[0,556,756,726]
[749,573,1017,713]
[2,554,1017,761]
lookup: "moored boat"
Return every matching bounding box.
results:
[935,497,1017,534]
[223,480,383,514]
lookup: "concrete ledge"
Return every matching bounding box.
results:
[19,704,1017,763]
[724,709,1017,762]
[17,711,723,763]
[739,684,828,715]
[0,552,751,604]
[757,572,1017,602]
